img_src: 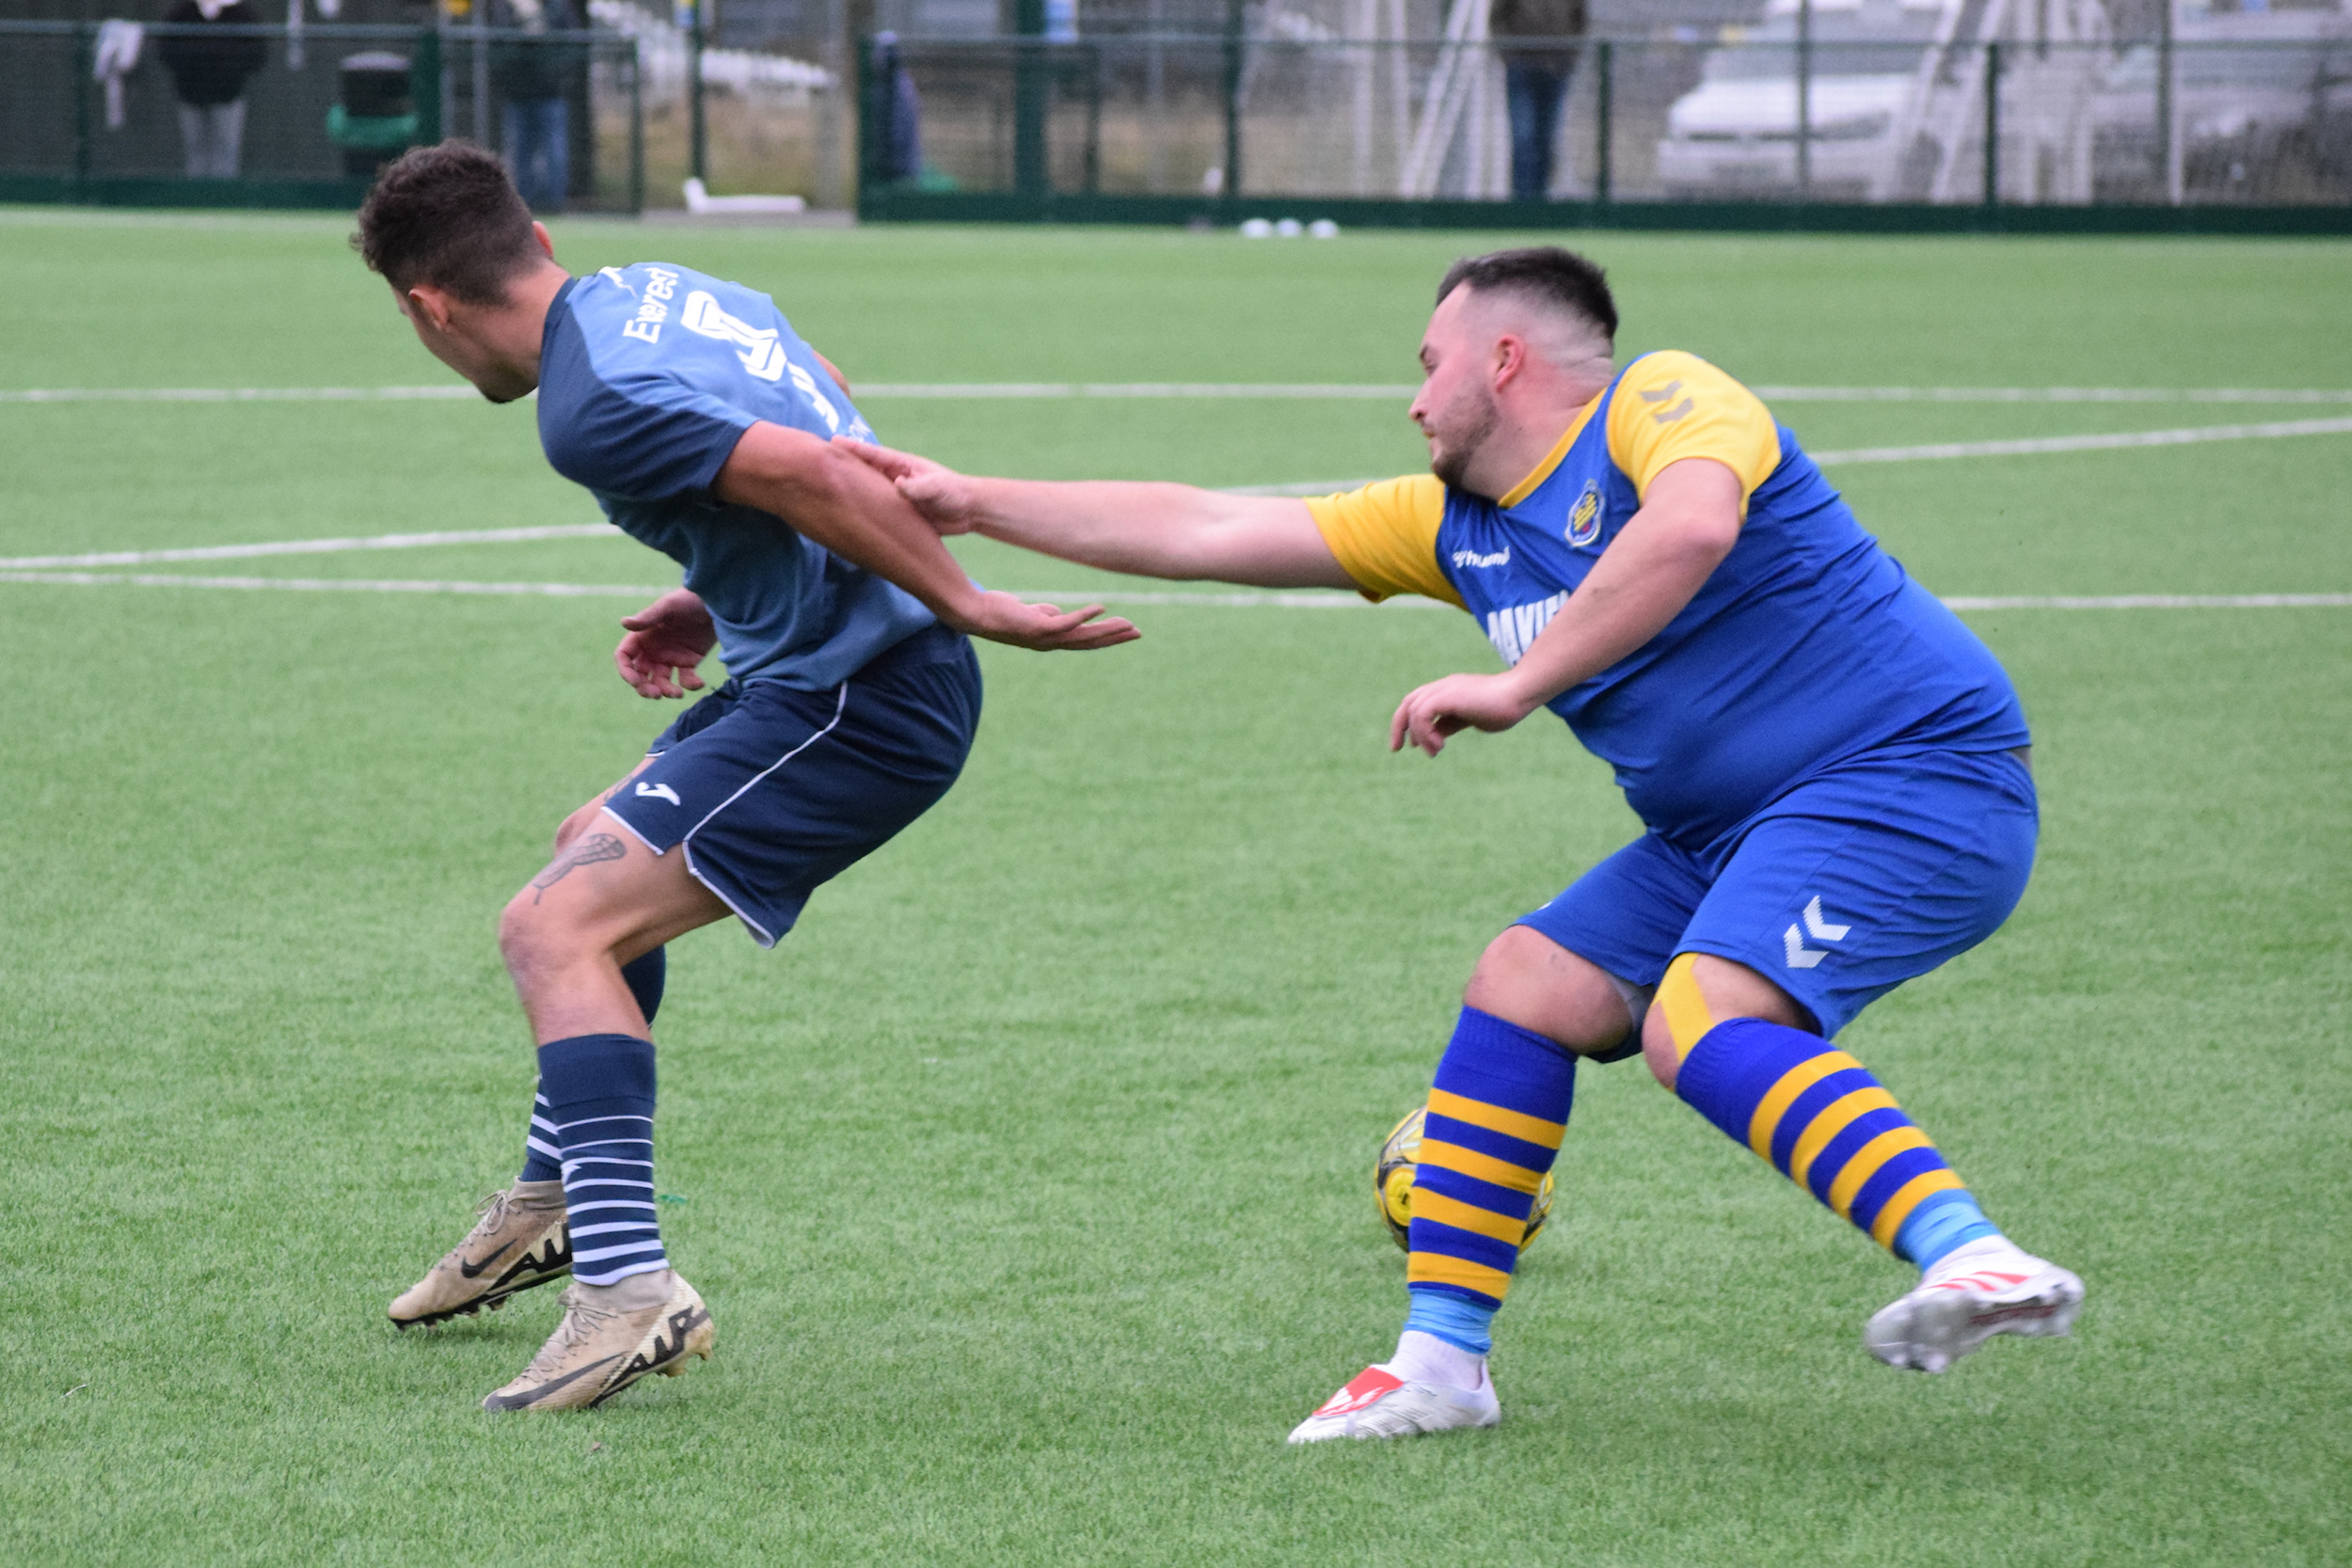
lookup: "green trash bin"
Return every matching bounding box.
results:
[326,51,420,178]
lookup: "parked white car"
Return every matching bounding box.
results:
[1655,0,1959,200]
[2090,7,2352,201]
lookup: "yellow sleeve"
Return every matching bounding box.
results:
[1604,351,1782,507]
[1304,474,1464,608]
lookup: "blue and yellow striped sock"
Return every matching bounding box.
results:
[1660,958,2001,1270]
[1403,1007,1576,1354]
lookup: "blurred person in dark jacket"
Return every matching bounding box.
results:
[159,0,269,178]
[1491,0,1583,200]
[491,0,586,213]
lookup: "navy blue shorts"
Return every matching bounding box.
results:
[602,625,981,946]
[1518,746,2037,1038]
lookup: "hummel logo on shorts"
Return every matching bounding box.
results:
[635,782,682,805]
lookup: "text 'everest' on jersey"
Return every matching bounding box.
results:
[534,264,931,692]
[598,266,857,436]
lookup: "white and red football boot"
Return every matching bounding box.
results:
[1287,1352,1502,1444]
[1865,1237,2085,1373]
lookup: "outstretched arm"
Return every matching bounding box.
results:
[840,439,1359,590]
[1390,458,1745,754]
[715,422,1137,652]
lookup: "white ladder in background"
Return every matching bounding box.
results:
[1400,0,1509,198]
[1915,0,2104,201]
[1922,0,2011,201]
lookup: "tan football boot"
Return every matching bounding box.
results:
[389,1180,573,1329]
[481,1269,714,1413]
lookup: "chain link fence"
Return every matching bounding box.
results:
[3,0,2346,218]
[857,0,2352,211]
[0,18,646,209]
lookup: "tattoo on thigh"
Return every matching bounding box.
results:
[532,832,627,903]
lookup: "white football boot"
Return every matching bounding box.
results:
[1865,1236,2085,1373]
[1288,1333,1502,1443]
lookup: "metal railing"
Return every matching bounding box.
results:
[856,29,2352,217]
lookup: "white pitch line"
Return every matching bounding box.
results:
[857,382,1422,399]
[0,523,620,572]
[1016,591,2352,610]
[1,571,2343,612]
[0,571,664,597]
[1941,594,2352,610]
[8,383,2352,404]
[1756,387,2352,405]
[1808,416,2352,466]
[0,386,481,404]
[1235,415,2352,493]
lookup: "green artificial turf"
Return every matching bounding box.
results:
[0,210,2346,1565]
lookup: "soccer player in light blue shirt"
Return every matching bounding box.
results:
[846,246,2087,1442]
[356,143,1134,1413]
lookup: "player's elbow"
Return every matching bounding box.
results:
[714,421,841,515]
[1689,510,1744,567]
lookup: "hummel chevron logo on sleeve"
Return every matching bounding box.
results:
[634,782,682,806]
[1637,379,1694,423]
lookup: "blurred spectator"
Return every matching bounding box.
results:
[491,0,586,213]
[871,31,923,183]
[158,0,268,179]
[1491,0,1584,201]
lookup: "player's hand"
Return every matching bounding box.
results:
[834,437,983,535]
[1389,672,1540,756]
[949,590,1139,652]
[615,589,718,698]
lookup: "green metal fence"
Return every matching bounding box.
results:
[0,19,644,212]
[857,25,2352,232]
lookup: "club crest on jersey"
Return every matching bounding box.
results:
[1565,480,1603,547]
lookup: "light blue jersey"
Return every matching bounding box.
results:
[536,263,937,689]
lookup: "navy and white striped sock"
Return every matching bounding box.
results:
[518,1090,563,1183]
[517,952,664,1186]
[538,1032,668,1286]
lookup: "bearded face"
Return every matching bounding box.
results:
[1420,371,1501,491]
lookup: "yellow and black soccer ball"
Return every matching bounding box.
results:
[1376,1106,1555,1253]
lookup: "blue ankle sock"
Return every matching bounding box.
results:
[620,947,666,1027]
[1894,1190,2003,1272]
[538,1032,667,1286]
[1404,1286,1499,1356]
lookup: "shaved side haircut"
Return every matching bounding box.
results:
[353,140,542,305]
[1438,246,1619,346]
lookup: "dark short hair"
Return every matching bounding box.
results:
[352,141,541,305]
[1437,246,1618,342]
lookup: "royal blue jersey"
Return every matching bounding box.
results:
[536,263,936,690]
[1310,352,2029,852]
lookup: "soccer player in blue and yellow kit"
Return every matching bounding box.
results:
[355,144,1134,1412]
[847,246,2086,1442]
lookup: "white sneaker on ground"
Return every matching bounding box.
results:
[1287,1361,1502,1443]
[1865,1237,2085,1373]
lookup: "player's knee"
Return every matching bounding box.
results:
[497,893,573,985]
[1640,1005,1683,1090]
[1464,926,1640,1057]
[1643,952,1818,1091]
